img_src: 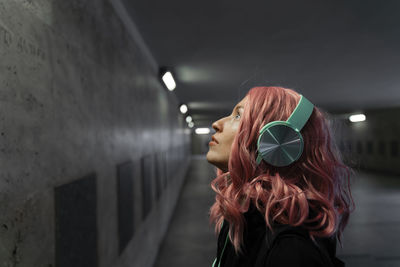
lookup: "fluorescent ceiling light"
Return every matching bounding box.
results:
[180,104,188,114]
[188,122,194,128]
[162,71,176,91]
[349,114,366,122]
[185,116,192,123]
[195,128,210,135]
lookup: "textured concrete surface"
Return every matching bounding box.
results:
[155,155,400,267]
[0,1,190,267]
[191,131,213,155]
[331,108,400,175]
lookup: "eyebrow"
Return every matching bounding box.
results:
[234,105,244,110]
[232,105,244,114]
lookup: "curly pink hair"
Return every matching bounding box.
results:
[209,86,355,255]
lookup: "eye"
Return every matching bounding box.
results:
[234,112,241,119]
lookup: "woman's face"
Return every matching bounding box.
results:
[206,96,247,172]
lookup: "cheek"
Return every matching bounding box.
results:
[220,142,232,158]
[226,129,238,147]
[219,132,237,158]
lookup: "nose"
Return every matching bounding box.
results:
[212,118,224,132]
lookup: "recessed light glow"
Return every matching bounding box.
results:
[162,71,176,91]
[188,122,194,128]
[185,116,192,123]
[180,104,188,114]
[195,128,210,135]
[349,114,366,122]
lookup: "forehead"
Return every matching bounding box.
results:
[234,96,247,109]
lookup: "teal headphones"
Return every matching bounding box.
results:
[255,94,314,167]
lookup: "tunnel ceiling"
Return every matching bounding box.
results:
[123,0,400,127]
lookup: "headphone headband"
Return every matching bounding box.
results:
[286,95,314,131]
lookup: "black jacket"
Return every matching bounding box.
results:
[213,203,345,267]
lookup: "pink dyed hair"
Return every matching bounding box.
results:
[209,86,355,255]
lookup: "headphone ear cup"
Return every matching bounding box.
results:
[257,123,304,167]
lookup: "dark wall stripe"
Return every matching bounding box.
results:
[141,155,153,219]
[154,154,161,201]
[55,173,98,267]
[117,161,134,254]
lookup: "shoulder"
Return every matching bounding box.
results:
[266,234,326,267]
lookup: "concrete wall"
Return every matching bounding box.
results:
[191,132,212,155]
[0,1,190,267]
[332,107,400,175]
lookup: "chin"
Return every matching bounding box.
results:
[206,150,216,161]
[206,152,227,171]
[206,150,215,164]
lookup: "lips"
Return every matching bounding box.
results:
[211,135,219,144]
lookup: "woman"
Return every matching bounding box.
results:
[206,86,354,267]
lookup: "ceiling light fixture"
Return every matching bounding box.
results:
[185,116,192,123]
[180,104,188,114]
[160,68,176,91]
[349,114,366,122]
[195,128,210,135]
